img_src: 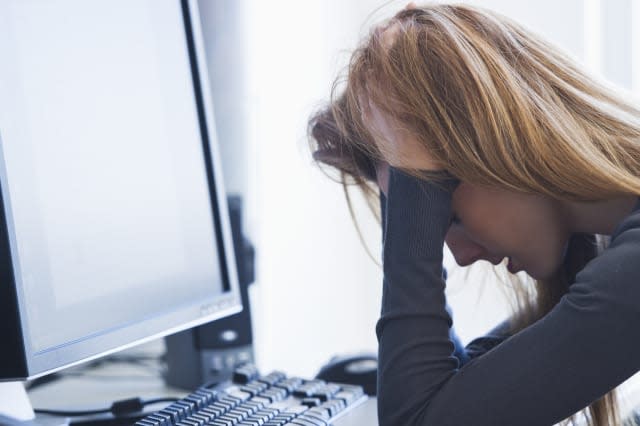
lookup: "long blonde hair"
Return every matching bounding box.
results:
[309,3,640,425]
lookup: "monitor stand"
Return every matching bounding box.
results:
[0,382,69,425]
[0,382,35,421]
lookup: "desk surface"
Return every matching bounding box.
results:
[27,340,186,411]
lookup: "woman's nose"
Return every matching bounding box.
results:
[445,229,496,267]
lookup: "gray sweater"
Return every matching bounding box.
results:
[377,167,640,425]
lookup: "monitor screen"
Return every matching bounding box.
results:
[0,0,241,380]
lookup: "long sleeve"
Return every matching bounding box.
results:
[381,190,471,368]
[376,167,640,425]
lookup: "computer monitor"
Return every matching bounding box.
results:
[0,0,242,419]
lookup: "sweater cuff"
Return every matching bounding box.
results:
[383,167,459,262]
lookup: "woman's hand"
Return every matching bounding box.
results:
[366,101,445,174]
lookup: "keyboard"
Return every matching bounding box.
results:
[135,364,369,426]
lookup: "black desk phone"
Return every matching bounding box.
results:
[315,353,377,396]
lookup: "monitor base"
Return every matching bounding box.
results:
[0,381,35,420]
[0,382,69,425]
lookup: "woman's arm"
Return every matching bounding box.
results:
[381,191,472,367]
[377,167,640,425]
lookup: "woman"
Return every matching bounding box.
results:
[308,3,640,426]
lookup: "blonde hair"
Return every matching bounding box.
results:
[309,3,640,425]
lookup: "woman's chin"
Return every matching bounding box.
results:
[527,265,560,281]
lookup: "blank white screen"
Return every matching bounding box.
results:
[0,0,224,352]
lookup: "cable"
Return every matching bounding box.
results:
[34,397,179,417]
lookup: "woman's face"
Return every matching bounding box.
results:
[378,159,570,280]
[446,182,570,280]
[367,104,570,281]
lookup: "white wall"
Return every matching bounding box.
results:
[243,0,387,377]
[238,0,637,378]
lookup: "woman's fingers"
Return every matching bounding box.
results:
[364,100,445,171]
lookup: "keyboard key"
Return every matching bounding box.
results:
[298,412,328,425]
[304,408,330,421]
[202,403,227,417]
[244,400,265,411]
[174,400,196,416]
[301,398,321,408]
[226,387,252,403]
[183,394,207,410]
[194,388,218,404]
[234,404,257,417]
[146,413,172,426]
[310,384,340,402]
[264,387,286,401]
[332,391,356,405]
[233,364,260,384]
[162,406,185,423]
[156,408,181,423]
[282,405,308,416]
[292,380,325,398]
[271,414,296,424]
[219,413,242,424]
[188,413,212,425]
[273,377,303,393]
[251,396,272,407]
[176,419,200,426]
[318,400,344,417]
[227,408,249,421]
[245,410,274,425]
[287,418,324,426]
[257,371,287,386]
[254,409,276,419]
[219,397,239,409]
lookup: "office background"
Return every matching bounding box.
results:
[16,0,640,419]
[210,0,640,378]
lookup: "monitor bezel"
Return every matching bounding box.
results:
[0,0,242,381]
